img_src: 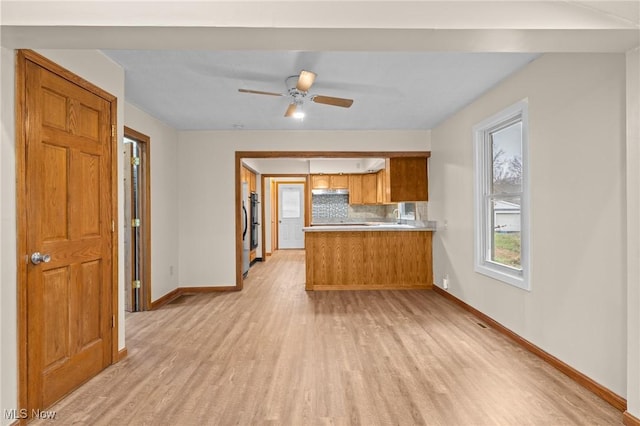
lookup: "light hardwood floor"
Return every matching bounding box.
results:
[34,250,622,425]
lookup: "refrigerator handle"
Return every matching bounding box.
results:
[242,203,248,239]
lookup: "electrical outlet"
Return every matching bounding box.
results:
[443,274,449,290]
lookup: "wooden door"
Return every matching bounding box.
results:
[21,53,114,412]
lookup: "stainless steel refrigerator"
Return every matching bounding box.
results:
[242,182,250,277]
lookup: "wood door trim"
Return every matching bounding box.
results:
[117,348,129,362]
[235,151,431,290]
[236,151,431,159]
[260,174,311,258]
[124,126,152,311]
[16,49,119,418]
[432,286,627,412]
[274,180,307,251]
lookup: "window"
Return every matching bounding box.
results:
[398,202,416,220]
[473,100,529,290]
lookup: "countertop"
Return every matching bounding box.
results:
[303,222,436,232]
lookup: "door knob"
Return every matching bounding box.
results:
[31,252,51,265]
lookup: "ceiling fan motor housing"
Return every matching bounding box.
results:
[238,70,353,117]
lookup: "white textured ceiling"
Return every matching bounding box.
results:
[102,50,539,130]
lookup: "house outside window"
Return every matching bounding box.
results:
[473,100,530,290]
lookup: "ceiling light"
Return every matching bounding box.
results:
[293,103,305,119]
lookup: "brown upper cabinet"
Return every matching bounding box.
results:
[348,175,362,204]
[249,171,257,192]
[242,165,257,192]
[376,170,386,204]
[349,173,377,205]
[311,174,349,190]
[362,174,377,204]
[383,157,429,202]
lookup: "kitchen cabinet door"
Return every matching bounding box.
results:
[384,157,429,202]
[330,174,349,189]
[311,174,330,189]
[349,174,363,204]
[362,173,377,204]
[376,170,386,204]
[249,171,257,192]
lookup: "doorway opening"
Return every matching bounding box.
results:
[124,127,151,312]
[234,151,430,289]
[275,181,307,250]
[261,176,310,256]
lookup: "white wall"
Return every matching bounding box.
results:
[0,47,17,426]
[178,130,430,286]
[247,158,310,175]
[627,46,640,419]
[124,103,180,301]
[429,53,627,396]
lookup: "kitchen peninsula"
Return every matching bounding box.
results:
[303,223,434,291]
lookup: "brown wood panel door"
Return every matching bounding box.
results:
[24,58,113,411]
[362,173,377,204]
[310,174,330,189]
[348,174,363,204]
[330,174,349,189]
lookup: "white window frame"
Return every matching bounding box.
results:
[473,99,530,290]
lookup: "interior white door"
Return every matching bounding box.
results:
[278,184,305,249]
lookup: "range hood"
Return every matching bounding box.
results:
[311,188,349,195]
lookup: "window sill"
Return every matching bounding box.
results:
[475,263,530,291]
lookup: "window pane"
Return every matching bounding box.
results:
[491,121,522,194]
[282,189,301,218]
[490,197,521,270]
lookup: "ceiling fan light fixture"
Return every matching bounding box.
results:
[241,69,354,119]
[293,105,305,120]
[296,70,317,92]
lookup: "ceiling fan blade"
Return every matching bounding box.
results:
[312,95,354,108]
[284,103,297,117]
[238,88,284,97]
[296,70,317,92]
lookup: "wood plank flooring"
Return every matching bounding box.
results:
[34,250,622,425]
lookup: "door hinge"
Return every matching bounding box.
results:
[132,280,141,289]
[112,315,116,329]
[112,220,115,233]
[131,156,140,166]
[111,125,116,138]
[132,218,141,228]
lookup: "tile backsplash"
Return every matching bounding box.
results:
[312,194,349,219]
[312,194,396,222]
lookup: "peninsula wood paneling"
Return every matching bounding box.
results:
[305,231,432,290]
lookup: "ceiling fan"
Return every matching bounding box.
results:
[238,70,354,118]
